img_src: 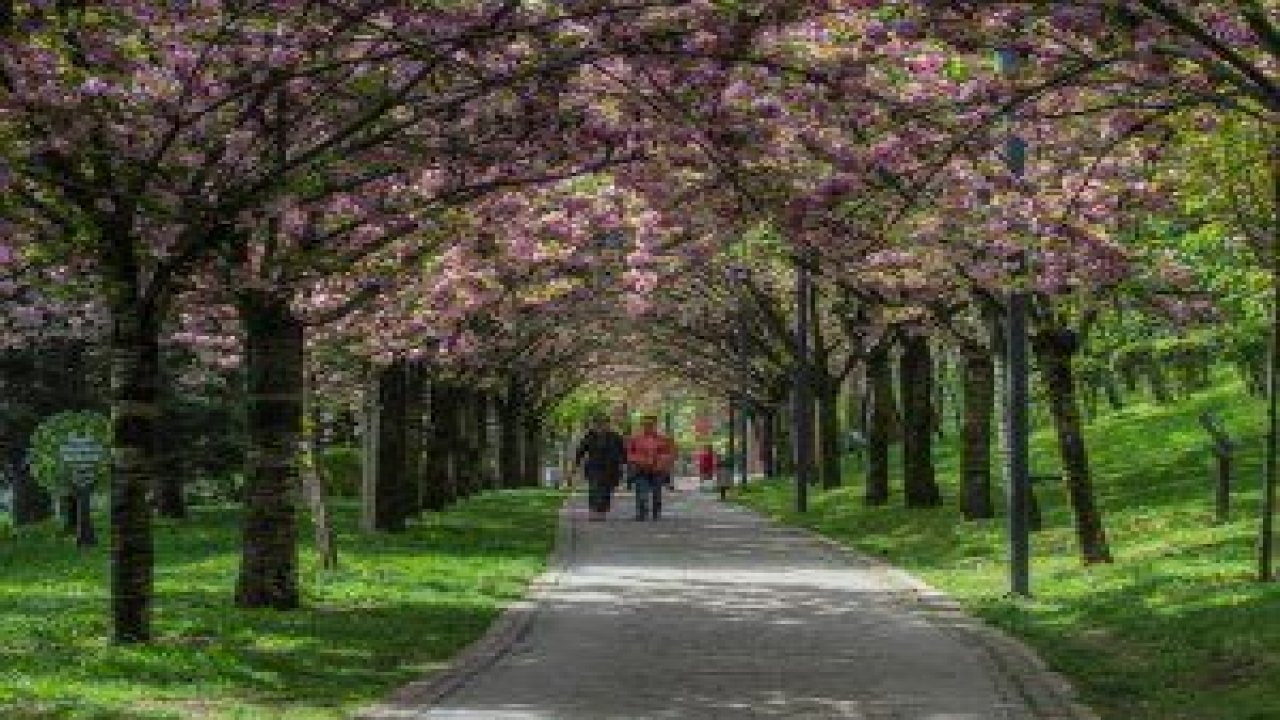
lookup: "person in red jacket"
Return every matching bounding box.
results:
[625,414,676,521]
[695,444,717,492]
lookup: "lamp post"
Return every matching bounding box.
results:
[729,265,752,487]
[999,47,1032,598]
[793,252,814,513]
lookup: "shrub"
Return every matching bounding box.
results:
[28,411,111,494]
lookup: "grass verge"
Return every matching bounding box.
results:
[736,380,1280,720]
[0,489,565,719]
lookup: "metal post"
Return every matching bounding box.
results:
[727,396,737,487]
[74,473,96,547]
[1259,134,1279,581]
[999,47,1031,597]
[793,254,814,513]
[736,269,751,486]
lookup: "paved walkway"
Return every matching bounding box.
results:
[364,484,1092,720]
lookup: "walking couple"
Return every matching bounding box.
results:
[574,413,675,522]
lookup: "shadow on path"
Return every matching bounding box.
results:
[368,488,1061,720]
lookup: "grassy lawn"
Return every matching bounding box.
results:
[0,489,565,719]
[736,379,1280,720]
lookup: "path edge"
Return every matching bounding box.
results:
[730,503,1102,720]
[353,495,577,719]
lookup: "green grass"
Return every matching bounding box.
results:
[736,379,1280,720]
[0,489,565,719]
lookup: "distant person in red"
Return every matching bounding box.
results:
[626,414,676,521]
[695,444,717,492]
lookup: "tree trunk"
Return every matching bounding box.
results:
[960,350,996,520]
[10,459,53,525]
[817,374,842,489]
[757,408,777,479]
[1034,328,1112,564]
[359,370,379,531]
[455,388,478,497]
[865,348,893,506]
[473,391,494,490]
[498,384,523,489]
[901,334,942,508]
[108,303,159,642]
[62,493,78,534]
[300,356,337,571]
[426,381,458,509]
[402,361,426,518]
[235,292,302,610]
[156,355,187,520]
[522,417,543,488]
[374,360,407,532]
[775,402,794,477]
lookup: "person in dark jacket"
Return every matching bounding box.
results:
[574,414,626,520]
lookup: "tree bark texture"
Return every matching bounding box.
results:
[374,360,408,532]
[1034,328,1112,564]
[473,391,494,490]
[498,385,523,489]
[960,351,996,520]
[109,302,159,642]
[865,347,893,506]
[235,292,302,610]
[757,408,777,480]
[522,417,543,488]
[817,374,843,489]
[426,381,458,510]
[402,361,426,517]
[900,335,942,508]
[300,358,337,571]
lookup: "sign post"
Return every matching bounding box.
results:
[60,435,104,548]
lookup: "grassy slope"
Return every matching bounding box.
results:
[0,489,564,720]
[737,379,1280,720]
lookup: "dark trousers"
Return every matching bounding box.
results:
[633,471,664,520]
[586,467,617,513]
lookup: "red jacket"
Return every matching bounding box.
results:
[695,448,716,476]
[626,431,676,473]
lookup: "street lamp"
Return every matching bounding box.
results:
[999,47,1032,598]
[728,264,752,487]
[793,251,815,513]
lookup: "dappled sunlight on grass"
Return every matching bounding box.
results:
[736,379,1280,720]
[0,490,564,719]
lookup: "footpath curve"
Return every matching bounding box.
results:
[360,485,1097,720]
